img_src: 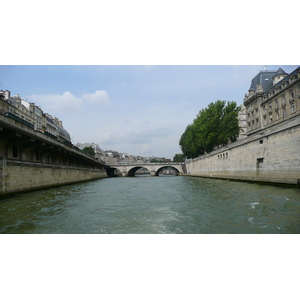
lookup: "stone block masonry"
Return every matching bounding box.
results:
[0,114,109,196]
[0,158,107,196]
[185,115,300,186]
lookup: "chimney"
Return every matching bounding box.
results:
[4,90,10,100]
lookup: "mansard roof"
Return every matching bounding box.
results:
[249,66,299,93]
[249,70,277,91]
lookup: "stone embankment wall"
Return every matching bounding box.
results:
[185,116,300,186]
[0,158,107,196]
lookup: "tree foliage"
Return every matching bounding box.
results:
[82,146,95,156]
[179,100,241,158]
[173,153,185,162]
[150,159,162,163]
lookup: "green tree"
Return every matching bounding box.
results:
[179,123,205,159]
[150,158,163,163]
[179,100,241,158]
[82,146,95,157]
[173,153,185,162]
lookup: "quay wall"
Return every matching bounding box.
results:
[185,115,300,186]
[0,159,107,196]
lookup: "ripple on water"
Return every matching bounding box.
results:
[1,176,300,233]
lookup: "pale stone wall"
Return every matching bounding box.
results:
[0,159,107,196]
[185,117,300,186]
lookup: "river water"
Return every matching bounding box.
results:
[1,175,300,234]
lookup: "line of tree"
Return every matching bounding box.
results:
[150,158,165,163]
[178,100,241,159]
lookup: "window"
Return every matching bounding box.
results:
[263,115,267,125]
[257,157,264,163]
[282,94,286,103]
[291,103,295,113]
[12,146,18,158]
[282,107,286,117]
[259,140,263,144]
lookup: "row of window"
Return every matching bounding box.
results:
[11,147,98,168]
[263,91,295,110]
[217,152,228,160]
[248,82,298,111]
[248,102,296,129]
[264,80,299,100]
[12,146,54,162]
[12,111,36,125]
[248,92,296,119]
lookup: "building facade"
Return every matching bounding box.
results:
[0,90,71,143]
[243,67,300,135]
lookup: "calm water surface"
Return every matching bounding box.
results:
[1,176,300,234]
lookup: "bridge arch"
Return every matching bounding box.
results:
[127,166,151,177]
[155,166,180,176]
[106,166,151,177]
[107,163,184,177]
[106,167,122,177]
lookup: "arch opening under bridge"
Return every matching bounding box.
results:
[106,163,184,177]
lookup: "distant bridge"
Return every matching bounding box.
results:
[106,162,185,177]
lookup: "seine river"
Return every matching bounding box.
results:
[1,175,300,234]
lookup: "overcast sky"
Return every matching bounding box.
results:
[0,65,298,158]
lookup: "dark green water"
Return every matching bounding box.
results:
[1,176,300,234]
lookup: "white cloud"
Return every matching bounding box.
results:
[27,90,110,117]
[82,90,109,105]
[28,91,83,112]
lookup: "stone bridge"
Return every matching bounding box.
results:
[106,162,185,177]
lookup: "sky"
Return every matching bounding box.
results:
[0,65,299,159]
[1,2,298,159]
[1,64,299,158]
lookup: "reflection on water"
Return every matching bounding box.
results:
[1,176,300,234]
